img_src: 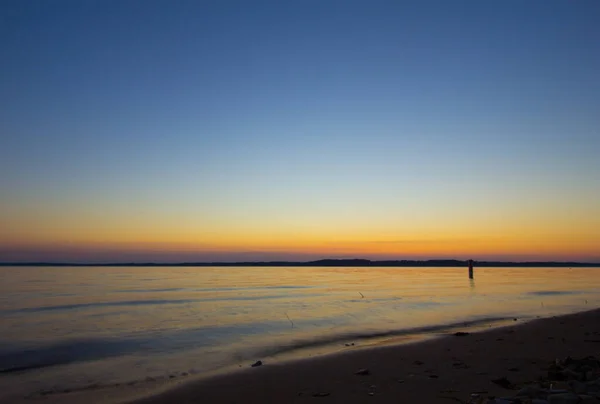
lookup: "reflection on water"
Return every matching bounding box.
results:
[0,266,599,399]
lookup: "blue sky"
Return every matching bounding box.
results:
[1,1,599,262]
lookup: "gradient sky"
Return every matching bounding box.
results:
[1,0,599,263]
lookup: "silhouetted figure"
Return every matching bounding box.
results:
[468,259,474,279]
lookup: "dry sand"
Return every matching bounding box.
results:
[124,308,600,404]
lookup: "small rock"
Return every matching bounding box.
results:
[312,392,330,397]
[508,367,520,372]
[568,380,587,394]
[251,360,263,367]
[547,392,580,404]
[515,386,545,398]
[397,379,405,383]
[585,379,600,393]
[413,360,424,365]
[429,374,439,379]
[355,368,370,376]
[562,368,583,381]
[368,392,374,396]
[454,332,470,336]
[513,318,518,321]
[491,377,515,389]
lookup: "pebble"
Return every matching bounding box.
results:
[515,386,545,398]
[355,368,370,376]
[491,377,514,389]
[251,360,263,367]
[547,392,581,404]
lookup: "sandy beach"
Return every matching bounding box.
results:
[121,308,600,404]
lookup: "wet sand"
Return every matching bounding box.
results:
[127,308,600,404]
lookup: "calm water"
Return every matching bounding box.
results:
[1,266,599,401]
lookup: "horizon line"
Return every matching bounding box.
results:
[1,258,599,267]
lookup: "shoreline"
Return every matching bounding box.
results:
[5,307,599,404]
[123,307,600,404]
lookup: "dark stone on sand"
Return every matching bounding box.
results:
[355,368,370,375]
[312,392,330,397]
[429,374,439,378]
[492,377,515,389]
[454,332,470,336]
[251,360,263,367]
[514,318,518,321]
[453,362,470,369]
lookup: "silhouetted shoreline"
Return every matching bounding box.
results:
[1,259,598,267]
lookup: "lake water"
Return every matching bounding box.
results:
[1,266,599,401]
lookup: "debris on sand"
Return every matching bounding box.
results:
[468,356,600,403]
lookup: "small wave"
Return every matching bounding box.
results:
[0,339,142,374]
[2,292,323,314]
[252,316,515,358]
[114,287,186,293]
[528,290,584,296]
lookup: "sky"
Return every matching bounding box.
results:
[1,0,599,263]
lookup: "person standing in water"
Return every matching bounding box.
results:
[468,259,474,279]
